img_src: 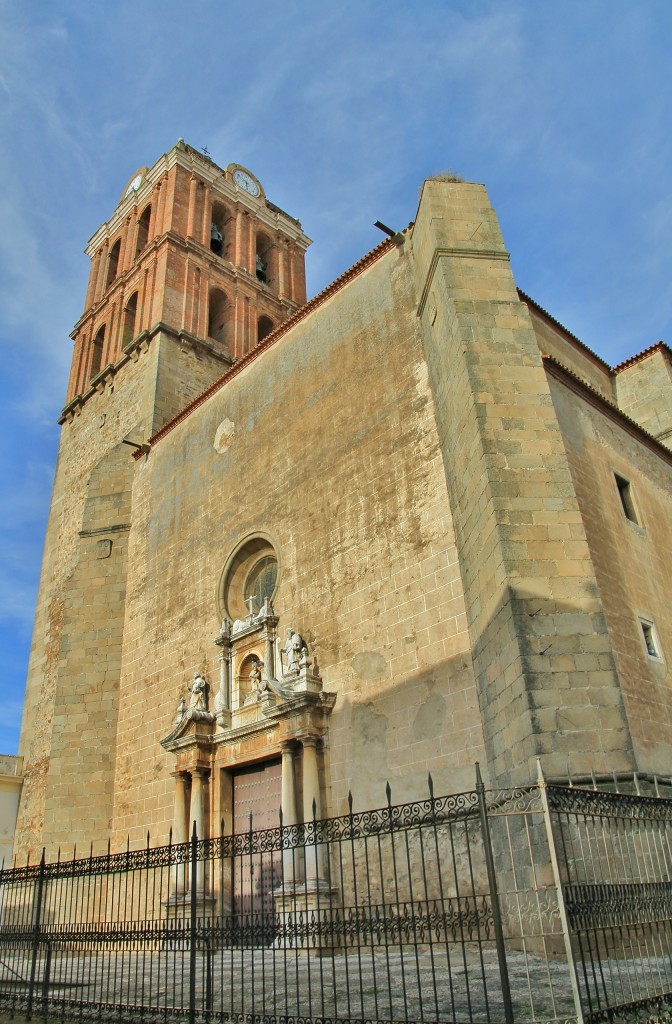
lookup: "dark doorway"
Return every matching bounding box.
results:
[232,758,282,942]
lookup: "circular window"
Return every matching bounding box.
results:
[245,556,277,610]
[218,534,280,621]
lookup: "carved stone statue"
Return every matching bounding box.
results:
[175,695,186,725]
[189,673,208,711]
[249,657,263,694]
[283,628,305,674]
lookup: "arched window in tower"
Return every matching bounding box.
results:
[136,205,151,256]
[106,239,121,289]
[257,315,274,343]
[210,202,228,257]
[256,232,272,285]
[89,326,105,381]
[208,288,230,355]
[122,292,138,348]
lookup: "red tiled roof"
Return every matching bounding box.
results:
[542,353,672,464]
[613,340,670,373]
[518,290,611,370]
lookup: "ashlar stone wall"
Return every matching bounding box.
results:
[411,178,635,787]
[548,369,672,774]
[109,239,486,849]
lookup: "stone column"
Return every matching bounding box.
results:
[247,216,255,274]
[117,220,129,275]
[234,208,244,267]
[201,190,211,247]
[124,211,138,273]
[264,633,275,683]
[171,771,190,892]
[95,242,109,303]
[156,175,168,237]
[85,253,100,310]
[281,742,298,883]
[277,240,287,300]
[187,175,198,239]
[214,627,232,727]
[147,191,158,243]
[302,737,322,886]
[189,769,208,890]
[288,244,296,303]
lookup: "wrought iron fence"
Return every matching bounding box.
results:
[0,767,670,1024]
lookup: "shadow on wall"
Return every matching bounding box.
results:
[332,650,484,815]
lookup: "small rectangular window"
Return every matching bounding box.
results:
[615,474,639,524]
[639,618,663,661]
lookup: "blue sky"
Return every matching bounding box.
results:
[1,0,671,754]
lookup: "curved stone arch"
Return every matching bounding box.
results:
[217,531,281,622]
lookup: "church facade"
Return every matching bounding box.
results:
[15,141,672,863]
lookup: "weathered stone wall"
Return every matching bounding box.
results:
[109,241,485,848]
[16,331,235,862]
[17,349,155,862]
[411,179,634,787]
[17,167,672,865]
[548,371,672,773]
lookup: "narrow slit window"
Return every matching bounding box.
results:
[640,618,662,661]
[615,474,639,525]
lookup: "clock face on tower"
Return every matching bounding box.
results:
[125,173,143,197]
[233,169,260,197]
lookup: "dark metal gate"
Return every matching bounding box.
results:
[1,770,672,1024]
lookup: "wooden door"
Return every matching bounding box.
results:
[232,759,282,941]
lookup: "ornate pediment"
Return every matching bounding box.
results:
[161,601,335,755]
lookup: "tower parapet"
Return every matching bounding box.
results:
[64,141,310,423]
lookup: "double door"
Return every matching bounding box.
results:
[232,759,282,937]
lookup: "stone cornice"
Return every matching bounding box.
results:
[160,689,336,753]
[59,322,232,424]
[86,142,310,255]
[74,230,300,339]
[79,523,131,538]
[416,245,511,319]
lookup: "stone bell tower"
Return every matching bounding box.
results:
[16,142,311,863]
[64,140,311,432]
